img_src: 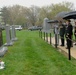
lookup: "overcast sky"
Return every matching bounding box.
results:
[0,0,76,9]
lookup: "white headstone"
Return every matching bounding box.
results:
[11,25,17,41]
[42,18,51,33]
[0,61,5,69]
[4,25,13,46]
[0,46,8,56]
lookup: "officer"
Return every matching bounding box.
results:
[65,19,73,49]
[74,22,76,45]
[59,21,65,46]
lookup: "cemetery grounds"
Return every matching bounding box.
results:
[0,30,76,75]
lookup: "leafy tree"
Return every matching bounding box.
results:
[0,1,75,28]
[49,1,74,19]
[37,6,51,26]
[25,5,40,26]
[8,5,23,25]
[0,6,10,25]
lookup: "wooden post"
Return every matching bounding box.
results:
[46,33,48,42]
[41,31,42,38]
[67,39,71,60]
[44,32,45,41]
[68,47,71,60]
[50,33,51,44]
[55,34,57,48]
[39,30,40,37]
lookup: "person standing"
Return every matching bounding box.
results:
[74,22,76,45]
[59,21,65,46]
[65,19,73,49]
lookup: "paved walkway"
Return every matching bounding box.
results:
[44,37,76,59]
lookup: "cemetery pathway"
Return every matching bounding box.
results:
[46,37,76,59]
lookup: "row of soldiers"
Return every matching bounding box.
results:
[59,19,76,49]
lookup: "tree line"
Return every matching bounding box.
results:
[0,1,75,28]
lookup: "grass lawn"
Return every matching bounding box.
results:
[0,30,76,75]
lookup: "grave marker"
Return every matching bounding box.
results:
[42,18,51,43]
[42,18,51,33]
[4,25,13,46]
[11,25,17,41]
[0,28,7,56]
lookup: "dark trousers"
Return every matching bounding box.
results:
[67,35,72,49]
[60,36,64,46]
[75,35,76,41]
[74,35,76,44]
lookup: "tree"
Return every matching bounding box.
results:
[49,1,75,19]
[25,5,40,26]
[1,6,10,25]
[8,5,29,26]
[37,6,51,26]
[0,1,75,27]
[8,5,23,25]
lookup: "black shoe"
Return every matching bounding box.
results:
[74,43,76,45]
[71,44,73,47]
[66,47,68,49]
[60,45,64,46]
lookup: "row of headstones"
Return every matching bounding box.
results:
[0,25,17,57]
[5,25,17,46]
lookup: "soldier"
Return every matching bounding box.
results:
[59,21,65,46]
[65,19,73,49]
[74,22,76,45]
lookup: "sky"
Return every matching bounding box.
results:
[0,0,76,9]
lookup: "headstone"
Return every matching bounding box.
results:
[0,28,8,56]
[0,28,3,46]
[0,61,5,69]
[11,25,17,41]
[42,18,51,33]
[4,25,13,46]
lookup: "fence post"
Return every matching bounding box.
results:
[39,30,40,37]
[46,33,48,42]
[44,32,45,40]
[55,34,57,48]
[68,47,71,60]
[41,30,42,38]
[50,33,51,44]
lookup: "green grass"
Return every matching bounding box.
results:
[0,30,76,75]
